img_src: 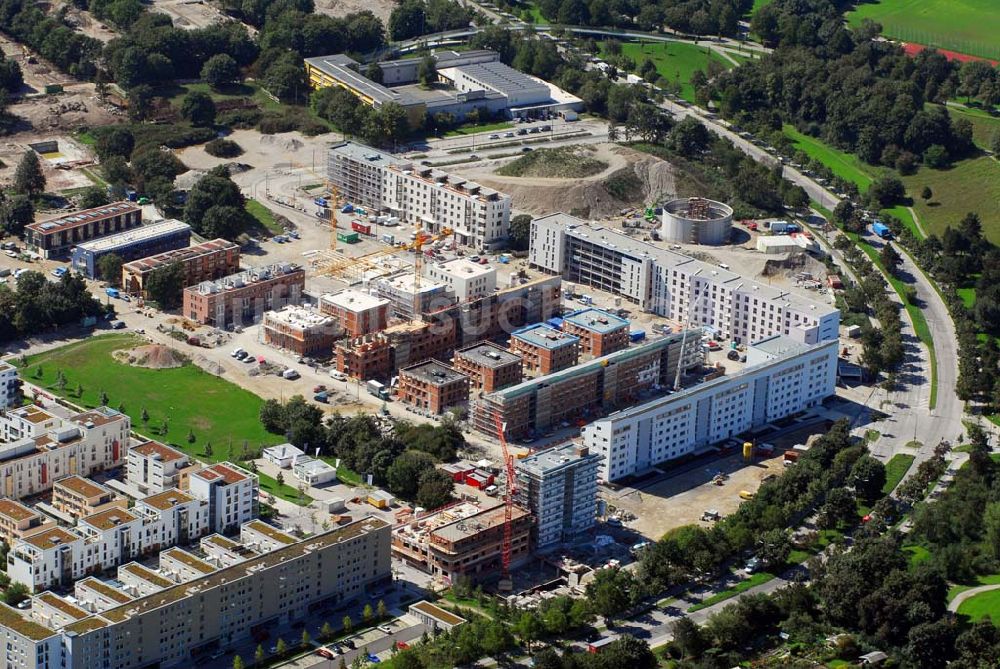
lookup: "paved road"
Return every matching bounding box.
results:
[948,583,1000,613]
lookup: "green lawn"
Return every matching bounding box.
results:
[904,544,931,567]
[687,571,775,612]
[245,199,284,235]
[15,334,286,469]
[846,0,1000,61]
[941,104,1000,150]
[599,41,734,103]
[883,453,916,494]
[957,286,977,308]
[164,81,261,107]
[957,588,1000,623]
[442,120,514,137]
[948,574,1000,601]
[784,124,875,191]
[901,156,1000,244]
[750,0,774,15]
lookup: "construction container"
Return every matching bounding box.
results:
[351,221,371,235]
[629,330,646,343]
[337,232,360,244]
[367,490,394,509]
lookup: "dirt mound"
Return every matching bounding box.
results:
[113,345,187,369]
[455,144,678,219]
[760,251,829,280]
[496,145,608,178]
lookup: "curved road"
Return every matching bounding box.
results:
[948,583,1000,613]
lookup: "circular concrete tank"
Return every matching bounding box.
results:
[661,197,734,245]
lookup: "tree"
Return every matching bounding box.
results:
[2,582,28,606]
[818,487,858,529]
[417,55,437,88]
[301,629,311,647]
[1,194,34,235]
[868,176,905,208]
[276,471,285,487]
[255,645,265,665]
[376,599,387,620]
[386,451,435,499]
[416,468,454,509]
[513,612,543,650]
[201,54,239,89]
[389,0,426,41]
[880,244,902,275]
[141,407,149,423]
[921,186,933,201]
[599,636,657,669]
[992,131,1000,157]
[924,144,950,168]
[77,186,110,210]
[585,567,633,622]
[100,390,109,406]
[756,529,791,570]
[275,638,287,656]
[363,603,374,624]
[181,91,216,127]
[204,442,213,458]
[508,214,531,251]
[14,150,45,197]
[320,622,333,640]
[145,261,185,309]
[97,254,124,285]
[126,84,154,122]
[671,617,706,659]
[232,655,244,669]
[342,615,352,634]
[849,454,887,502]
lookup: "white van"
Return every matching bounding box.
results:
[330,370,347,381]
[484,485,499,496]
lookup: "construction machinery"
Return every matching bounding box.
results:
[493,412,517,592]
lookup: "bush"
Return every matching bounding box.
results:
[204,138,243,158]
[217,108,263,129]
[924,144,950,169]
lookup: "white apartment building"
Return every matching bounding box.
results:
[126,441,194,496]
[425,258,497,302]
[8,489,210,593]
[582,336,838,481]
[0,361,21,408]
[373,273,452,320]
[515,444,600,552]
[0,518,391,669]
[188,463,258,535]
[0,406,130,500]
[327,141,511,250]
[529,213,840,345]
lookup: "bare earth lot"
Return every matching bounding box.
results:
[315,0,396,22]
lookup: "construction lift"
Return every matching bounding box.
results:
[493,412,517,592]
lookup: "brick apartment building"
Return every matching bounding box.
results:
[509,324,579,375]
[398,361,470,414]
[474,329,705,440]
[25,202,142,258]
[319,289,389,338]
[336,335,393,380]
[453,342,523,393]
[122,239,240,298]
[561,308,630,358]
[183,263,305,327]
[262,307,338,357]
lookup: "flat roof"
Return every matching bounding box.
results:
[321,289,389,313]
[10,405,58,424]
[452,61,548,96]
[245,520,296,545]
[131,441,187,463]
[328,141,401,167]
[511,323,579,350]
[27,202,140,235]
[81,508,138,532]
[75,219,190,254]
[304,55,403,105]
[387,163,501,200]
[264,307,335,329]
[380,272,448,295]
[262,443,304,459]
[70,407,125,428]
[78,578,133,605]
[0,498,38,522]
[140,489,195,511]
[427,258,495,280]
[36,592,89,620]
[517,443,598,477]
[193,463,250,486]
[121,563,172,589]
[409,600,466,627]
[401,360,468,386]
[748,334,812,359]
[22,526,80,550]
[54,475,109,499]
[294,456,337,475]
[433,503,529,542]
[455,342,522,369]
[188,263,303,296]
[0,603,57,641]
[161,548,216,575]
[562,308,628,334]
[94,518,387,627]
[536,214,837,317]
[122,238,238,274]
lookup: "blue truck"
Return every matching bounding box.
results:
[872,221,892,239]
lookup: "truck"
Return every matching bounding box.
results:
[366,380,389,399]
[351,221,371,235]
[629,330,646,343]
[872,221,892,239]
[769,220,791,234]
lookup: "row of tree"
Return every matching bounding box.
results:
[511,0,748,36]
[0,271,107,344]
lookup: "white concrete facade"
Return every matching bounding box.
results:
[424,258,497,301]
[515,444,600,552]
[582,336,838,481]
[0,362,21,409]
[188,463,258,536]
[126,441,192,496]
[529,213,839,345]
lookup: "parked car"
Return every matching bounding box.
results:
[488,134,500,140]
[504,132,515,138]
[330,370,347,381]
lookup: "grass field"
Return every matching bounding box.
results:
[882,453,916,494]
[245,199,284,235]
[957,588,1000,623]
[784,125,875,191]
[901,156,1000,244]
[14,335,300,498]
[941,104,1000,149]
[904,545,931,567]
[687,571,775,612]
[846,0,1000,61]
[598,41,733,103]
[948,574,1000,601]
[442,120,513,137]
[750,0,773,14]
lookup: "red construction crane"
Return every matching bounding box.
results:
[493,412,517,591]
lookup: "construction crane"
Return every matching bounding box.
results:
[493,412,517,592]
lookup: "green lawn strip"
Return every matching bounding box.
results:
[327,461,363,486]
[784,124,874,191]
[957,286,976,308]
[164,81,260,107]
[941,104,1000,149]
[245,199,284,235]
[442,120,514,137]
[882,454,916,494]
[15,334,285,465]
[80,167,108,188]
[73,130,97,146]
[957,588,1000,622]
[258,472,313,505]
[845,0,1000,62]
[687,571,775,612]
[750,0,773,15]
[845,231,938,408]
[598,40,733,103]
[948,574,1000,602]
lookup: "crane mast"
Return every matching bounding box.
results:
[493,412,517,592]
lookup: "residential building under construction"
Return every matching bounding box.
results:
[473,329,705,440]
[262,307,339,357]
[121,239,240,299]
[391,502,532,584]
